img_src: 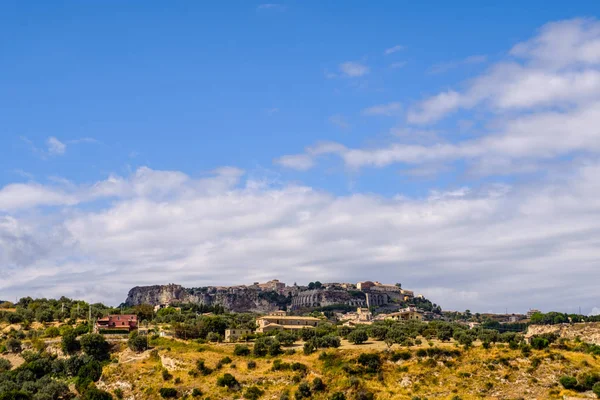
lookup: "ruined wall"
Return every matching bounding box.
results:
[291,289,367,309]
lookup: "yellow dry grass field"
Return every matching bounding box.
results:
[97,337,600,399]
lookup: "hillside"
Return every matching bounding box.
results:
[2,320,600,399]
[526,322,600,345]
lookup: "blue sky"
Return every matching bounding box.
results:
[2,1,600,313]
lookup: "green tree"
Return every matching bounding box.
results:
[80,334,110,361]
[348,329,368,345]
[128,331,148,352]
[61,328,81,355]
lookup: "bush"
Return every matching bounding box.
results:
[80,334,110,361]
[234,344,251,356]
[559,376,578,390]
[304,340,317,355]
[217,373,240,391]
[81,387,114,400]
[312,377,325,391]
[62,328,81,355]
[330,393,346,400]
[244,386,265,400]
[162,369,173,381]
[0,358,12,372]
[592,382,600,398]
[6,338,22,353]
[192,388,203,397]
[159,387,178,398]
[128,331,148,352]
[114,388,124,399]
[357,353,382,373]
[390,351,411,361]
[196,359,213,375]
[247,360,257,370]
[295,382,311,399]
[530,337,550,350]
[354,390,375,400]
[348,330,368,345]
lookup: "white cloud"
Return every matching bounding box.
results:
[47,137,66,156]
[339,62,369,78]
[384,45,404,55]
[274,154,314,171]
[362,102,402,117]
[409,19,600,124]
[1,162,600,313]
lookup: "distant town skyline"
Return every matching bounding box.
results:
[1,1,600,314]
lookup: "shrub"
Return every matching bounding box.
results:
[330,393,346,400]
[357,353,382,373]
[291,362,308,374]
[6,338,22,353]
[62,328,81,355]
[592,382,600,398]
[196,359,213,375]
[128,331,148,352]
[304,340,317,355]
[530,337,550,350]
[348,330,368,345]
[244,386,265,400]
[295,382,311,399]
[247,360,257,370]
[234,344,251,356]
[217,373,240,391]
[220,356,233,364]
[114,388,124,399]
[390,351,411,362]
[81,387,114,400]
[0,358,12,372]
[559,376,578,390]
[312,377,325,391]
[80,334,110,361]
[192,388,203,397]
[162,369,173,381]
[45,326,61,338]
[354,390,375,400]
[159,387,178,398]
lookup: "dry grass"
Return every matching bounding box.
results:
[97,337,600,400]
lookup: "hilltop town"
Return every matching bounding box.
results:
[124,279,441,318]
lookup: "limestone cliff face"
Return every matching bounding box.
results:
[526,322,600,345]
[124,284,281,313]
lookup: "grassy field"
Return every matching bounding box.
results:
[95,337,600,399]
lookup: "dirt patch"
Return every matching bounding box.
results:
[0,353,25,370]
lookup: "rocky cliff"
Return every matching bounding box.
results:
[526,322,600,344]
[124,284,283,313]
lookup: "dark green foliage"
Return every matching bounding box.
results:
[6,338,22,353]
[353,390,375,400]
[0,358,12,372]
[390,351,411,362]
[192,388,203,397]
[247,360,257,370]
[220,356,232,364]
[291,362,308,374]
[234,344,251,356]
[217,373,240,391]
[530,337,549,350]
[159,388,178,398]
[78,360,103,382]
[348,330,368,345]
[592,382,600,397]
[330,393,346,400]
[61,328,81,355]
[80,334,110,361]
[253,337,281,357]
[294,382,311,399]
[196,359,213,375]
[312,377,325,392]
[114,388,124,399]
[304,340,317,355]
[161,369,173,381]
[357,353,382,373]
[128,331,148,352]
[560,376,578,390]
[244,386,265,400]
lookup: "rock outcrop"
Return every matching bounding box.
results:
[124,284,283,314]
[526,322,600,345]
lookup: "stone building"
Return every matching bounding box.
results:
[384,307,424,322]
[224,328,254,342]
[256,315,320,333]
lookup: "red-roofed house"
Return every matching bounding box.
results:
[96,315,138,333]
